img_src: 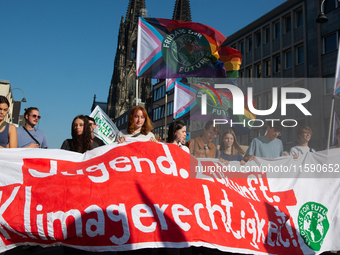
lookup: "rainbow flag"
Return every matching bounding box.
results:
[334,43,340,98]
[218,46,242,78]
[173,79,255,135]
[137,17,241,79]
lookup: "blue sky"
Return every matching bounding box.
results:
[0,0,286,149]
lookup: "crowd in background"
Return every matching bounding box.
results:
[2,95,340,255]
[1,95,340,162]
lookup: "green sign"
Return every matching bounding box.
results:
[298,202,329,251]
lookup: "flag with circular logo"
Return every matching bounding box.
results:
[136,17,241,79]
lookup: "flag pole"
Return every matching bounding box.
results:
[136,79,139,106]
[328,43,340,149]
[164,92,168,142]
[327,96,335,150]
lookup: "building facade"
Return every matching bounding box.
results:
[111,0,340,151]
[114,0,192,138]
[223,0,340,151]
[0,80,14,123]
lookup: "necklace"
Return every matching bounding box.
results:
[0,120,7,131]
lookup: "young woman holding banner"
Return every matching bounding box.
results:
[0,96,17,148]
[186,120,219,158]
[117,106,157,143]
[61,115,101,153]
[217,129,246,165]
[167,120,189,153]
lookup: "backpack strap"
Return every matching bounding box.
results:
[131,132,141,138]
[23,127,40,146]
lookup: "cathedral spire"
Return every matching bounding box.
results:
[172,0,192,22]
[125,0,146,25]
[107,0,151,119]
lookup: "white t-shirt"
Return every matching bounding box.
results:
[289,145,316,157]
[118,129,155,141]
[177,142,190,153]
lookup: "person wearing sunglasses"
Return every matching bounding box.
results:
[17,107,48,148]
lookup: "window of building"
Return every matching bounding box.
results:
[239,40,244,54]
[324,76,335,95]
[239,70,244,86]
[264,92,272,110]
[131,45,136,59]
[255,63,261,79]
[284,15,291,33]
[274,21,280,39]
[247,36,252,52]
[296,45,304,65]
[153,105,165,121]
[265,26,270,44]
[128,76,136,92]
[265,59,271,77]
[167,101,173,116]
[324,0,337,13]
[285,50,292,69]
[323,33,338,54]
[274,55,281,73]
[247,67,253,82]
[253,95,261,110]
[255,31,261,48]
[296,9,303,28]
[153,85,165,102]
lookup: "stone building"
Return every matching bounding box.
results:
[113,0,192,134]
[107,0,151,119]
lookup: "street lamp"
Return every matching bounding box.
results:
[10,88,27,125]
[316,0,340,23]
[11,88,27,102]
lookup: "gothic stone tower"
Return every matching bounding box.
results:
[107,0,192,119]
[173,0,191,22]
[107,0,151,119]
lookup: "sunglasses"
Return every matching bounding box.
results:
[29,114,41,119]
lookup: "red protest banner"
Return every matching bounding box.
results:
[0,141,326,254]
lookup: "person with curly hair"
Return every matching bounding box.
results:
[117,106,156,143]
[61,115,101,153]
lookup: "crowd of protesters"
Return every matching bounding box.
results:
[1,97,340,158]
[2,98,340,255]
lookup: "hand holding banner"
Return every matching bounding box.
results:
[0,143,340,254]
